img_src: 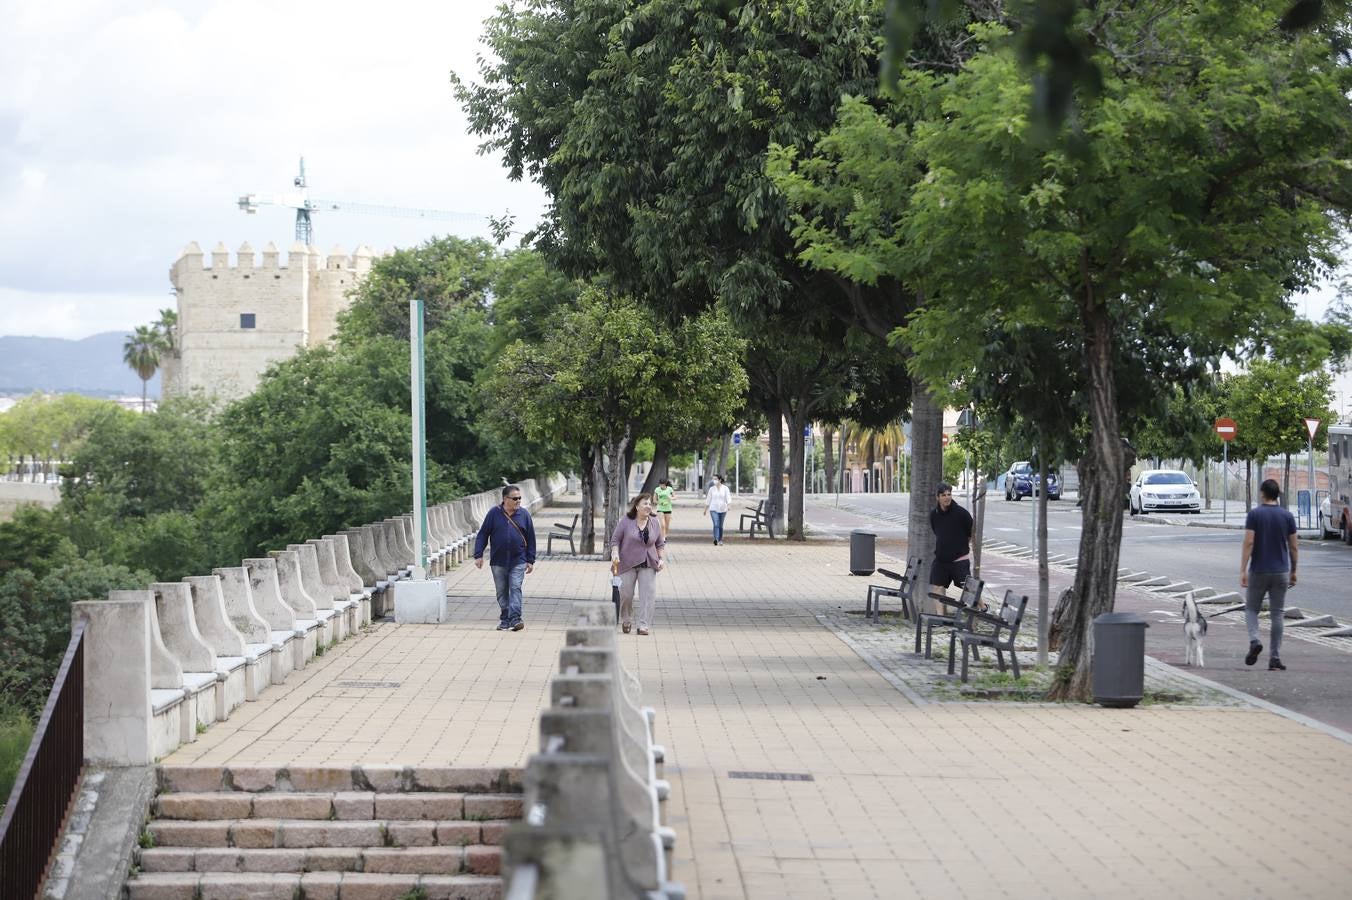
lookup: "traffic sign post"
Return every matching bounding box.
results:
[1215,418,1237,524]
[1305,418,1320,518]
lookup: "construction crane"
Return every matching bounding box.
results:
[237,157,506,245]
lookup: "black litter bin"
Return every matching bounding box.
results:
[1092,611,1149,708]
[849,530,876,576]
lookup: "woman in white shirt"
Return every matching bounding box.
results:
[703,473,732,545]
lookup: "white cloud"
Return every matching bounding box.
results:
[0,0,548,339]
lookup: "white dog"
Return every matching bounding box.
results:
[1182,591,1208,667]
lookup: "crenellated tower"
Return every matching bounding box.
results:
[163,240,379,401]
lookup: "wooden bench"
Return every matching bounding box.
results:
[914,575,986,659]
[864,555,925,625]
[951,589,1029,682]
[739,499,774,539]
[547,513,580,555]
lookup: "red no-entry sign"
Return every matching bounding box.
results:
[1214,417,1237,442]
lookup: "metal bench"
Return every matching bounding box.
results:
[951,589,1029,682]
[739,500,773,539]
[864,555,925,625]
[915,575,986,659]
[547,513,580,555]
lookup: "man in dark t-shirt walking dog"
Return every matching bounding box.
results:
[928,482,974,610]
[1239,478,1298,670]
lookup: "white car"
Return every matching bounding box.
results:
[1129,469,1201,514]
[1319,496,1340,539]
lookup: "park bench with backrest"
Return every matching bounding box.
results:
[548,513,580,555]
[864,555,925,625]
[739,499,774,539]
[949,589,1030,682]
[914,575,986,659]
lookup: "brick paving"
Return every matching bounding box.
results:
[166,496,1352,899]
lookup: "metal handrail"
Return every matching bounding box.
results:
[0,620,86,898]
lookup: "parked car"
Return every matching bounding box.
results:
[1129,469,1201,514]
[1003,461,1060,501]
[1319,496,1341,539]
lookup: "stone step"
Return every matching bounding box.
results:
[137,843,502,875]
[124,871,502,900]
[154,791,519,822]
[147,810,521,849]
[157,765,523,795]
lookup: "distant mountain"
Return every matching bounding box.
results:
[0,332,161,397]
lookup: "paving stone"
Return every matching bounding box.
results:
[416,875,504,900]
[135,847,197,873]
[332,872,420,900]
[463,795,522,820]
[278,820,384,848]
[375,792,464,820]
[386,821,438,847]
[148,820,230,848]
[285,767,354,792]
[411,767,496,793]
[435,822,482,846]
[159,768,226,794]
[361,846,465,875]
[299,871,343,900]
[229,819,280,849]
[190,848,245,872]
[227,767,281,793]
[197,871,298,900]
[304,847,364,872]
[156,792,254,820]
[357,765,408,792]
[125,873,200,900]
[251,792,333,820]
[332,791,376,819]
[463,845,501,876]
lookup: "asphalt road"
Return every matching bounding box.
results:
[821,491,1352,622]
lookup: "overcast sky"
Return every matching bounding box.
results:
[0,0,549,340]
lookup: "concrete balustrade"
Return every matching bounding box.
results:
[78,478,565,768]
[505,600,683,899]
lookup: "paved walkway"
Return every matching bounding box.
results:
[167,496,1352,899]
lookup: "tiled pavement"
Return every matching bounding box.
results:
[166,497,1352,899]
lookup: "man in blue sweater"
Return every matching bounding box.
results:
[474,484,537,632]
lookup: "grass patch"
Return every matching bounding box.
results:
[196,721,208,735]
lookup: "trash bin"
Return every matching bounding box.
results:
[1092,611,1149,708]
[849,530,876,576]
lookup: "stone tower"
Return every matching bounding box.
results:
[162,241,377,402]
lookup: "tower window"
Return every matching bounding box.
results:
[240,313,256,329]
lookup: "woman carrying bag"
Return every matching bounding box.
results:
[610,492,666,635]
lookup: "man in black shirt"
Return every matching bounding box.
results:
[929,482,974,601]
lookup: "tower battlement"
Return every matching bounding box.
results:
[163,240,380,402]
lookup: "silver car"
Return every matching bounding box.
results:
[1129,469,1201,514]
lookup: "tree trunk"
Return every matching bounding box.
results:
[601,429,632,552]
[823,429,836,497]
[591,449,606,511]
[838,430,848,493]
[1036,449,1050,668]
[141,378,148,413]
[866,438,877,493]
[767,409,785,533]
[1048,289,1128,701]
[783,404,808,540]
[639,441,670,494]
[1282,452,1291,509]
[908,385,944,570]
[717,434,732,478]
[578,446,597,555]
[971,472,987,579]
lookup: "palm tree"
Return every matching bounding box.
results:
[155,307,178,357]
[123,325,163,412]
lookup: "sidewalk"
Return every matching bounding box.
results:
[166,496,1352,899]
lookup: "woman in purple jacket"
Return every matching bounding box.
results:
[609,492,667,635]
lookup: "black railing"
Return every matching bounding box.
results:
[0,620,85,899]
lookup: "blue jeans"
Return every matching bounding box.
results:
[491,563,526,626]
[710,510,726,542]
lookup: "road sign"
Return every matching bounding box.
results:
[1214,417,1237,442]
[733,433,742,445]
[942,433,950,448]
[1304,417,1321,441]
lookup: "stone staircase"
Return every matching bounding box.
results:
[125,765,522,899]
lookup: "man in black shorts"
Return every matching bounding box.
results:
[929,482,973,606]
